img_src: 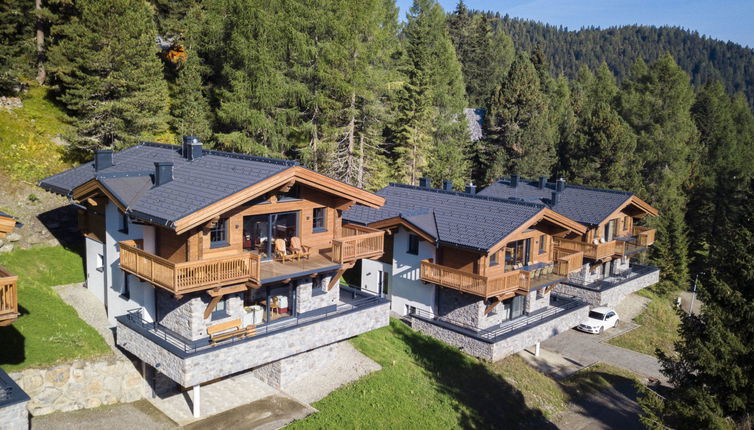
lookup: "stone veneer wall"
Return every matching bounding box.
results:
[118,300,389,387]
[0,401,28,430]
[437,288,482,328]
[9,357,149,416]
[156,289,245,341]
[555,268,660,307]
[411,303,589,362]
[252,343,339,390]
[296,275,337,314]
[526,289,551,314]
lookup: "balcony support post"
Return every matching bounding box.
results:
[192,384,201,418]
[535,342,540,357]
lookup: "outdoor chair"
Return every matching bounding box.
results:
[274,238,297,262]
[289,236,311,260]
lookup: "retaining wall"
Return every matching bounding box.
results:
[556,268,660,307]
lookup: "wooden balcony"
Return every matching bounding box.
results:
[119,241,261,296]
[553,248,584,275]
[552,237,618,261]
[332,224,385,264]
[0,266,19,326]
[420,260,528,299]
[632,226,656,247]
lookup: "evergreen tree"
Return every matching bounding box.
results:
[0,0,34,93]
[394,0,470,187]
[48,0,169,157]
[485,53,554,180]
[619,55,697,289]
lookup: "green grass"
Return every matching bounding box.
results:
[607,290,681,356]
[288,319,567,429]
[0,85,73,181]
[0,246,111,372]
[562,363,642,395]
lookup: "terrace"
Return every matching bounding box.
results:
[553,226,657,261]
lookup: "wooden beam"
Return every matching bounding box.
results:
[207,284,247,297]
[484,299,501,315]
[203,295,222,320]
[327,263,354,291]
[279,179,296,193]
[245,280,261,289]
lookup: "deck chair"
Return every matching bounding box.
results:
[289,236,311,260]
[274,238,296,262]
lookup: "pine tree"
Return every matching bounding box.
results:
[394,0,470,187]
[48,0,169,157]
[619,55,698,289]
[485,53,554,180]
[0,0,34,93]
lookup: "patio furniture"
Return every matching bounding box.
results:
[208,318,256,345]
[274,238,296,262]
[289,236,311,260]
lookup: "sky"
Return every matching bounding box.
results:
[395,0,754,48]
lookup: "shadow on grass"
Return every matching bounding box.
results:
[37,205,85,263]
[394,324,557,429]
[0,307,26,365]
[561,369,643,430]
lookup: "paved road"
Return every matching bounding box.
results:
[541,327,667,384]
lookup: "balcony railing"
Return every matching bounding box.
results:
[119,241,261,295]
[332,224,384,264]
[0,266,18,326]
[553,248,584,275]
[420,260,529,299]
[632,226,656,247]
[552,238,618,260]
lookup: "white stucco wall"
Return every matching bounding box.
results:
[360,259,391,296]
[389,227,437,316]
[85,237,105,304]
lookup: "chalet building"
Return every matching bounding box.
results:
[0,211,22,326]
[344,180,592,362]
[0,212,29,430]
[39,138,389,417]
[478,175,660,307]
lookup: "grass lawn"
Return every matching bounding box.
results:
[288,319,568,429]
[0,246,111,372]
[607,289,681,356]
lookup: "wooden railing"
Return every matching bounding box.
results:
[553,238,617,260]
[553,248,584,275]
[633,226,656,247]
[332,224,384,264]
[0,266,18,326]
[420,260,528,298]
[119,241,261,295]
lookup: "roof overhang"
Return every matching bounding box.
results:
[488,208,588,254]
[367,216,437,244]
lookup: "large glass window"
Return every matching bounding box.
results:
[504,239,531,269]
[604,219,618,241]
[501,295,524,321]
[243,212,298,260]
[312,207,326,233]
[246,283,295,324]
[538,235,546,254]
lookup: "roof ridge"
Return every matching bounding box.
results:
[139,141,299,167]
[496,177,633,196]
[388,183,546,209]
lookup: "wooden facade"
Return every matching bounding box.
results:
[0,214,16,239]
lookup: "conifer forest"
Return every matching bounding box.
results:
[1,0,753,428]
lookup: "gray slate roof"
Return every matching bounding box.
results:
[39,142,296,227]
[344,184,544,251]
[464,108,485,142]
[477,178,633,226]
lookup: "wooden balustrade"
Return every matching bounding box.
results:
[553,238,617,260]
[633,226,656,247]
[0,266,18,326]
[420,260,528,298]
[332,224,384,264]
[119,241,261,295]
[553,248,584,275]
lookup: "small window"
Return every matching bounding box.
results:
[121,274,130,299]
[536,288,544,299]
[539,235,546,254]
[210,218,228,248]
[96,254,104,273]
[312,208,327,233]
[212,297,228,320]
[118,211,129,234]
[489,252,499,267]
[407,234,419,255]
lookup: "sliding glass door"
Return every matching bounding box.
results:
[243,211,299,261]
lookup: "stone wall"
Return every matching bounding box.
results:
[411,303,589,362]
[156,289,244,341]
[252,343,338,390]
[0,401,28,430]
[437,288,483,328]
[526,289,551,314]
[296,276,338,314]
[555,268,660,307]
[118,300,390,387]
[9,356,149,416]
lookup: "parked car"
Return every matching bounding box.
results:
[577,307,619,334]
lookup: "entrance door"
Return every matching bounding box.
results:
[378,270,389,298]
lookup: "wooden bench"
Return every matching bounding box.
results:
[207,318,256,345]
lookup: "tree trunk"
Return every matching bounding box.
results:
[345,91,356,183]
[35,0,45,84]
[357,133,365,188]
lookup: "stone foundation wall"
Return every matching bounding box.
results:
[411,317,494,360]
[118,300,390,387]
[296,276,338,314]
[0,401,28,430]
[526,289,551,313]
[9,356,149,416]
[437,289,483,328]
[156,289,244,341]
[555,268,660,307]
[252,343,338,390]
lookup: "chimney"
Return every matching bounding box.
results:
[465,183,476,195]
[443,180,453,191]
[556,178,566,192]
[94,149,113,171]
[154,162,174,186]
[419,177,431,188]
[510,174,519,188]
[538,176,547,189]
[551,191,559,205]
[183,136,203,161]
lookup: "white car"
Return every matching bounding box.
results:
[577,307,619,334]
